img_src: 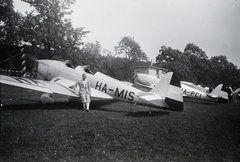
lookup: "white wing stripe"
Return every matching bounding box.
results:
[0,78,53,94]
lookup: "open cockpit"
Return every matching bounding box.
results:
[63,60,94,74]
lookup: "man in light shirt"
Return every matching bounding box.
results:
[73,73,91,111]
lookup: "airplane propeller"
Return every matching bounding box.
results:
[22,54,39,78]
[25,54,39,62]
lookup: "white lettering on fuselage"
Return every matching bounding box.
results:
[183,89,202,98]
[95,81,134,101]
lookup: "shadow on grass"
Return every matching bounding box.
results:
[1,102,78,111]
[0,100,124,113]
[200,102,217,105]
[1,101,172,118]
[125,111,170,117]
[184,98,217,105]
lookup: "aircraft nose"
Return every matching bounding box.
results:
[38,60,50,78]
[135,74,148,85]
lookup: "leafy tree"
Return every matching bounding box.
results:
[106,57,128,80]
[209,55,240,88]
[115,36,148,62]
[97,49,128,80]
[223,62,240,90]
[184,43,210,86]
[21,0,89,59]
[100,49,114,75]
[114,36,148,80]
[184,43,208,59]
[156,44,240,89]
[73,42,129,80]
[0,0,23,46]
[1,0,89,75]
[0,0,24,72]
[82,41,101,56]
[156,46,194,85]
[77,41,102,72]
[156,46,179,63]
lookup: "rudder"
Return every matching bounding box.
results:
[150,72,173,99]
[209,84,223,98]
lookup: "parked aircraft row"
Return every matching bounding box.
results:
[0,58,236,113]
[132,73,230,102]
[0,58,183,113]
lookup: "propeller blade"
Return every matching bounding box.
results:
[26,54,38,62]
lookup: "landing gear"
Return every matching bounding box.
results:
[149,107,152,114]
[41,93,54,104]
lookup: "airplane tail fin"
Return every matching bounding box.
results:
[149,72,183,111]
[150,72,173,99]
[208,84,223,98]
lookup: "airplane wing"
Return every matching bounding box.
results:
[0,75,113,100]
[52,77,113,100]
[0,75,78,97]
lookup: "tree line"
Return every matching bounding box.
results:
[1,0,239,89]
[155,44,240,89]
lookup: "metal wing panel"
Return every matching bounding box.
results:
[0,75,78,97]
[44,82,78,97]
[1,75,116,101]
[0,75,53,94]
[90,88,114,100]
[51,77,114,100]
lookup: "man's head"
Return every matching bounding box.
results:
[82,73,87,80]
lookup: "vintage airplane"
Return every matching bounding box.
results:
[132,73,228,102]
[180,81,228,102]
[0,58,184,112]
[132,73,161,90]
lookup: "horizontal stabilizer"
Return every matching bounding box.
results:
[139,93,169,108]
[138,72,184,111]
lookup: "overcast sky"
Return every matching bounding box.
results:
[13,0,240,68]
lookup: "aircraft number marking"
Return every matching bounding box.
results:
[95,81,134,101]
[183,89,202,98]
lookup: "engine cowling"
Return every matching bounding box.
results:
[132,73,160,88]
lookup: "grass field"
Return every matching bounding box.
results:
[1,84,240,162]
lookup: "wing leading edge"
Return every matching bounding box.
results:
[0,75,113,101]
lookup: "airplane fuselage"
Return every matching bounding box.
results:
[38,60,152,106]
[181,83,215,102]
[131,73,222,102]
[0,59,183,111]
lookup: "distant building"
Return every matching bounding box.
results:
[133,65,168,77]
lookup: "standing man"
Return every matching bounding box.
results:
[73,73,91,111]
